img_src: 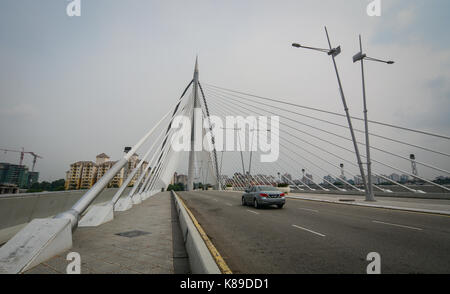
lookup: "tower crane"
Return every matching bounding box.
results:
[0,148,43,172]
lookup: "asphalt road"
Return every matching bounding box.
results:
[178,191,450,274]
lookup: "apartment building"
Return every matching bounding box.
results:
[65,153,148,190]
[65,161,97,190]
[96,160,124,188]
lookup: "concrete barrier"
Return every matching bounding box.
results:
[0,188,131,245]
[172,191,223,274]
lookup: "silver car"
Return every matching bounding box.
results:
[242,185,286,209]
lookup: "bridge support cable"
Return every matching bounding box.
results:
[144,130,180,195]
[208,95,424,193]
[229,159,253,189]
[204,86,450,159]
[224,154,254,190]
[80,125,173,220]
[55,108,174,229]
[206,91,450,192]
[251,157,312,191]
[281,175,306,191]
[144,100,196,195]
[227,174,245,190]
[73,77,196,221]
[203,83,450,141]
[253,172,274,186]
[203,125,274,188]
[147,106,195,195]
[112,116,173,207]
[147,147,175,194]
[208,99,331,191]
[247,172,268,187]
[208,96,364,192]
[208,95,415,193]
[207,96,364,189]
[199,105,225,190]
[206,87,450,176]
[134,127,176,199]
[243,148,313,190]
[80,125,171,214]
[199,108,270,189]
[208,100,348,192]
[0,102,185,274]
[125,91,194,200]
[199,81,222,190]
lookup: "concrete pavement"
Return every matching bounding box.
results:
[25,192,190,274]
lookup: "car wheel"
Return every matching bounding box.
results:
[254,198,259,209]
[242,197,247,206]
[277,204,284,209]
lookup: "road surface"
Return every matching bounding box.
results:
[178,191,450,274]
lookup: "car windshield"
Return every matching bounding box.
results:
[257,186,279,192]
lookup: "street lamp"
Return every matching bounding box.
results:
[353,35,394,202]
[292,27,370,201]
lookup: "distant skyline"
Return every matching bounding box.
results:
[0,0,449,182]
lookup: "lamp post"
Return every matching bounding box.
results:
[292,27,370,200]
[353,35,394,202]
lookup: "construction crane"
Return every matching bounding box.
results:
[0,148,43,172]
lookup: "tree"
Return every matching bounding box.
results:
[26,179,66,193]
[167,183,185,191]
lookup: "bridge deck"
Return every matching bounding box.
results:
[25,192,189,274]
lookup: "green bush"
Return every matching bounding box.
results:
[167,183,185,191]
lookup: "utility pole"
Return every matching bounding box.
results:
[292,27,370,200]
[324,27,369,201]
[353,34,394,201]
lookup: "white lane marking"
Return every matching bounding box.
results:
[372,220,423,231]
[297,207,319,213]
[225,203,233,207]
[247,210,260,215]
[292,225,326,237]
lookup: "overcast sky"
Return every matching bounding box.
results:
[0,0,449,182]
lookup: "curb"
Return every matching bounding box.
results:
[171,191,232,274]
[287,195,450,216]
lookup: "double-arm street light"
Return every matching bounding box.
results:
[353,35,394,202]
[292,27,371,201]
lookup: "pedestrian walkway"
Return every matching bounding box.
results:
[25,192,190,274]
[288,193,450,215]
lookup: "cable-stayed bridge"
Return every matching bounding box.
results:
[0,59,449,274]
